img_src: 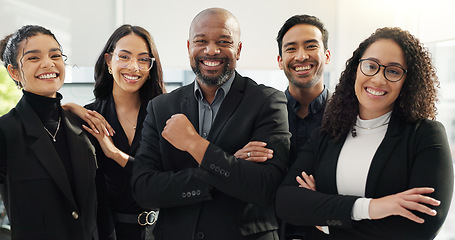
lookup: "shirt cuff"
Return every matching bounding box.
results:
[351,198,371,221]
[321,226,330,234]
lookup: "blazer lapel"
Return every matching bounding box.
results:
[322,135,346,194]
[365,114,402,197]
[16,98,77,207]
[62,110,94,210]
[181,82,199,131]
[207,73,244,142]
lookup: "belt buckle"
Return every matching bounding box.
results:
[138,210,158,226]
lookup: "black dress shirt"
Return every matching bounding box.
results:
[285,87,328,167]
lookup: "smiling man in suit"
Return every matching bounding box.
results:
[131,7,290,240]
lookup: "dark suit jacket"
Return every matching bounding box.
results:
[276,113,454,240]
[0,96,98,240]
[132,72,291,240]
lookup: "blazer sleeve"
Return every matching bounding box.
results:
[276,130,359,228]
[131,100,212,209]
[401,120,454,238]
[194,90,291,207]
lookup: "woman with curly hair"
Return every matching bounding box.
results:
[276,27,454,239]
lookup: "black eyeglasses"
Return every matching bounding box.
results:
[359,59,407,82]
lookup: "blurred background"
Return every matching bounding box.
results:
[0,0,454,238]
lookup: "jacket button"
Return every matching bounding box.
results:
[72,211,79,219]
[196,232,204,239]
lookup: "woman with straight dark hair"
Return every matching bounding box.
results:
[276,27,454,239]
[65,24,165,240]
[0,25,98,240]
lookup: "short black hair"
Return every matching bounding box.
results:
[276,15,328,56]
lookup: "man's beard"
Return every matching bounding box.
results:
[192,57,234,86]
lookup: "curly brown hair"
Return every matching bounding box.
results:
[322,27,439,141]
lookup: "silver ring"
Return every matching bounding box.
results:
[247,152,251,158]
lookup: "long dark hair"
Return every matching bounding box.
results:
[322,27,438,141]
[93,24,165,103]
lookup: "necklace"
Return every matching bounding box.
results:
[43,117,61,142]
[351,122,389,137]
[117,107,137,130]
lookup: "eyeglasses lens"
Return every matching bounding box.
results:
[360,59,404,82]
[115,53,154,71]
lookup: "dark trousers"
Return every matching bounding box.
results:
[115,222,156,240]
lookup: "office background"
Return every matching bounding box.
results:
[1,0,454,238]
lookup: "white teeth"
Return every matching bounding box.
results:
[38,73,57,79]
[295,66,311,71]
[123,75,140,80]
[203,61,221,67]
[366,87,386,96]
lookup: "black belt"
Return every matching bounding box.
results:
[113,210,159,226]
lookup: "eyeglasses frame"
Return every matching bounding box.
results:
[359,59,407,82]
[111,52,155,71]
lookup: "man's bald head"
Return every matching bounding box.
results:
[189,8,241,42]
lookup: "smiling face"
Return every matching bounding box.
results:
[106,33,151,96]
[7,33,65,98]
[278,24,330,90]
[355,39,407,120]
[187,11,242,86]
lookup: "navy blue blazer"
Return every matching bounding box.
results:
[276,113,454,240]
[132,72,291,240]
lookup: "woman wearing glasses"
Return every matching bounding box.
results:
[65,25,165,240]
[276,27,453,239]
[0,25,98,239]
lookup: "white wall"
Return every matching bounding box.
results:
[1,0,455,239]
[2,0,454,80]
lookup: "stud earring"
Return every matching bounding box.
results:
[108,68,112,74]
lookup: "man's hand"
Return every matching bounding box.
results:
[162,114,209,164]
[234,141,273,162]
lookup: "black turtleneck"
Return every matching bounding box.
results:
[23,90,76,195]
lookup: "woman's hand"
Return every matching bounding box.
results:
[296,171,325,233]
[234,141,273,162]
[82,125,128,167]
[296,171,316,191]
[369,187,440,223]
[63,103,115,136]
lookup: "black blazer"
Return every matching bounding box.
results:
[276,113,454,240]
[132,72,291,240]
[0,97,98,240]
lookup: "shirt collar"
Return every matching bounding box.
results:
[194,73,236,102]
[285,86,328,116]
